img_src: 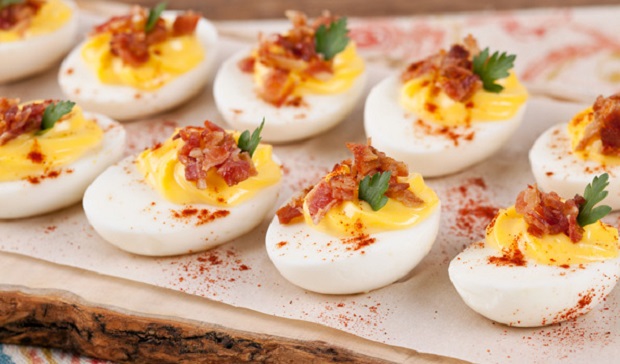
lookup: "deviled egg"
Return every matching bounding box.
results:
[83,119,282,256]
[365,35,528,177]
[0,97,125,219]
[0,0,78,83]
[530,94,620,209]
[59,3,218,120]
[449,176,620,327]
[266,142,440,294]
[214,10,366,143]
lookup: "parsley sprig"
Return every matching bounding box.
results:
[40,100,75,132]
[577,173,612,227]
[472,48,516,93]
[358,171,391,211]
[237,118,265,157]
[145,2,167,33]
[315,17,349,61]
[0,0,23,9]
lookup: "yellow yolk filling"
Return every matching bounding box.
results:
[487,206,619,266]
[302,173,439,236]
[568,107,620,166]
[136,134,282,207]
[0,0,72,41]
[81,28,205,91]
[253,43,365,96]
[0,105,103,181]
[400,72,528,126]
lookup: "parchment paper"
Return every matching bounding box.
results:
[2,6,620,364]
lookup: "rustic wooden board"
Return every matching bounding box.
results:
[0,252,466,363]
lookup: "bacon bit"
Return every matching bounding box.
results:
[577,94,620,156]
[92,6,199,67]
[0,0,43,33]
[170,207,230,226]
[401,35,482,102]
[240,10,339,106]
[174,120,257,189]
[515,184,585,243]
[277,142,424,225]
[0,98,52,145]
[488,235,527,267]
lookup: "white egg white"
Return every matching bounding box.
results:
[83,155,281,256]
[213,49,367,143]
[364,75,526,177]
[58,12,218,120]
[0,112,125,219]
[449,243,620,327]
[265,203,440,294]
[0,0,78,83]
[530,123,620,210]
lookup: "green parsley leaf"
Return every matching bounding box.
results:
[0,0,24,9]
[472,47,516,93]
[40,100,75,131]
[315,17,349,61]
[577,173,612,227]
[145,2,167,33]
[237,118,265,157]
[358,171,391,211]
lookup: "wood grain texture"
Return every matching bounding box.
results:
[0,291,391,363]
[115,0,619,19]
[0,252,467,364]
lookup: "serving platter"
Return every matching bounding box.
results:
[2,2,620,363]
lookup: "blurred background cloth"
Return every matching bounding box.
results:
[114,0,618,19]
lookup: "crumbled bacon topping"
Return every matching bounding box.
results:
[0,0,43,33]
[401,35,482,102]
[515,184,585,243]
[238,10,340,107]
[576,94,620,156]
[277,142,424,225]
[92,6,200,67]
[0,98,52,146]
[174,121,257,189]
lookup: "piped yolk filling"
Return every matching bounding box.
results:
[568,107,620,166]
[0,105,103,181]
[136,134,281,207]
[487,206,619,266]
[0,0,72,42]
[302,173,439,237]
[81,27,205,91]
[253,43,365,96]
[399,72,528,126]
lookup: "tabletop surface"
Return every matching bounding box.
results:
[115,0,620,19]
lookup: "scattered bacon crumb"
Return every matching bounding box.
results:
[576,94,620,156]
[174,120,257,189]
[401,34,482,102]
[0,0,43,33]
[277,142,424,225]
[92,6,200,67]
[515,184,584,243]
[238,10,340,107]
[0,98,53,145]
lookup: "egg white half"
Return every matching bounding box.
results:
[265,202,441,294]
[83,155,281,256]
[58,12,218,120]
[449,243,620,327]
[0,0,78,83]
[364,75,526,177]
[0,112,125,219]
[530,123,620,210]
[214,49,367,143]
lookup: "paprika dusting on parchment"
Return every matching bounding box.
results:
[447,177,499,240]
